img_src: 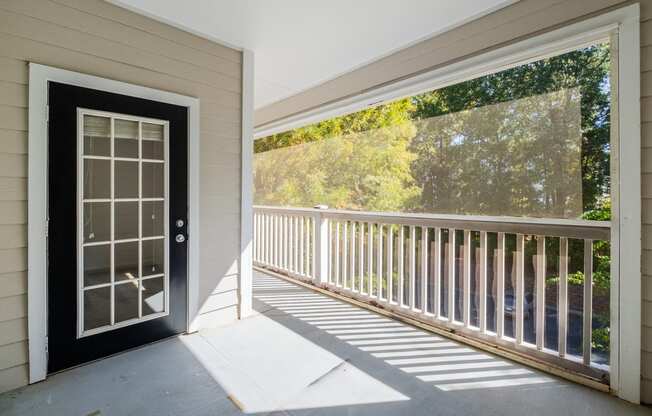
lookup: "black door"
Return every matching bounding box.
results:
[47,82,188,373]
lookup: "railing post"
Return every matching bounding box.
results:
[313,205,329,284]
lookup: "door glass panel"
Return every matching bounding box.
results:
[142,201,164,237]
[115,201,138,240]
[115,161,139,199]
[84,287,111,331]
[114,241,139,282]
[142,123,164,160]
[115,282,140,323]
[83,159,110,199]
[115,119,139,159]
[142,162,164,198]
[83,115,110,157]
[78,111,169,337]
[142,277,164,315]
[83,202,111,243]
[142,239,164,277]
[83,244,111,287]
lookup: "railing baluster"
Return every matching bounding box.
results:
[314,212,328,284]
[583,239,593,365]
[287,215,290,269]
[536,236,546,350]
[558,237,568,357]
[258,213,262,263]
[267,214,271,266]
[278,215,283,270]
[260,214,264,263]
[367,222,373,296]
[463,230,471,327]
[254,213,258,262]
[334,221,340,286]
[252,206,610,374]
[398,226,405,307]
[515,234,524,344]
[448,229,456,323]
[350,221,356,292]
[290,216,295,273]
[387,226,394,303]
[496,232,505,338]
[309,217,314,278]
[342,221,348,288]
[295,216,299,272]
[278,215,288,269]
[433,228,441,318]
[272,215,276,267]
[421,226,428,314]
[377,224,384,300]
[409,225,416,310]
[479,231,487,333]
[359,222,364,294]
[299,216,304,276]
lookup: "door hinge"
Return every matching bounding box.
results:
[45,336,48,355]
[45,105,49,122]
[45,219,49,238]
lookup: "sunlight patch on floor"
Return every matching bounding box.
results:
[254,273,558,393]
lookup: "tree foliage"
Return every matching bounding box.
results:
[255,44,611,217]
[254,100,420,211]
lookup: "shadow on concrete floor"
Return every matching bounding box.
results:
[1,270,649,416]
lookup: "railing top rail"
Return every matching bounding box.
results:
[253,205,610,241]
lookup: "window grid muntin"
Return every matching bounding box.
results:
[77,108,169,339]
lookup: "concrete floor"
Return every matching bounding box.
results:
[1,270,651,416]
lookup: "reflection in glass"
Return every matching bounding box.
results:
[83,202,110,243]
[115,161,138,199]
[115,241,139,282]
[83,159,110,199]
[115,119,139,158]
[83,244,111,287]
[142,239,164,276]
[83,115,110,157]
[84,286,111,331]
[142,163,164,198]
[115,201,138,240]
[142,122,164,160]
[142,201,164,237]
[142,277,164,315]
[115,281,139,323]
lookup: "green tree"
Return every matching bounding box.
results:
[410,44,611,214]
[254,100,420,211]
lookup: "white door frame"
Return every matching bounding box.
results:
[27,64,201,383]
[252,5,641,403]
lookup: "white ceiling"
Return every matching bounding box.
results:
[109,0,515,109]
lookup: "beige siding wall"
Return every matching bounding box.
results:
[254,0,652,403]
[641,3,652,403]
[0,0,242,393]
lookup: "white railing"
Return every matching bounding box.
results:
[253,205,611,380]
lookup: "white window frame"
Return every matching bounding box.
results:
[77,109,170,338]
[28,64,201,384]
[253,5,641,403]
